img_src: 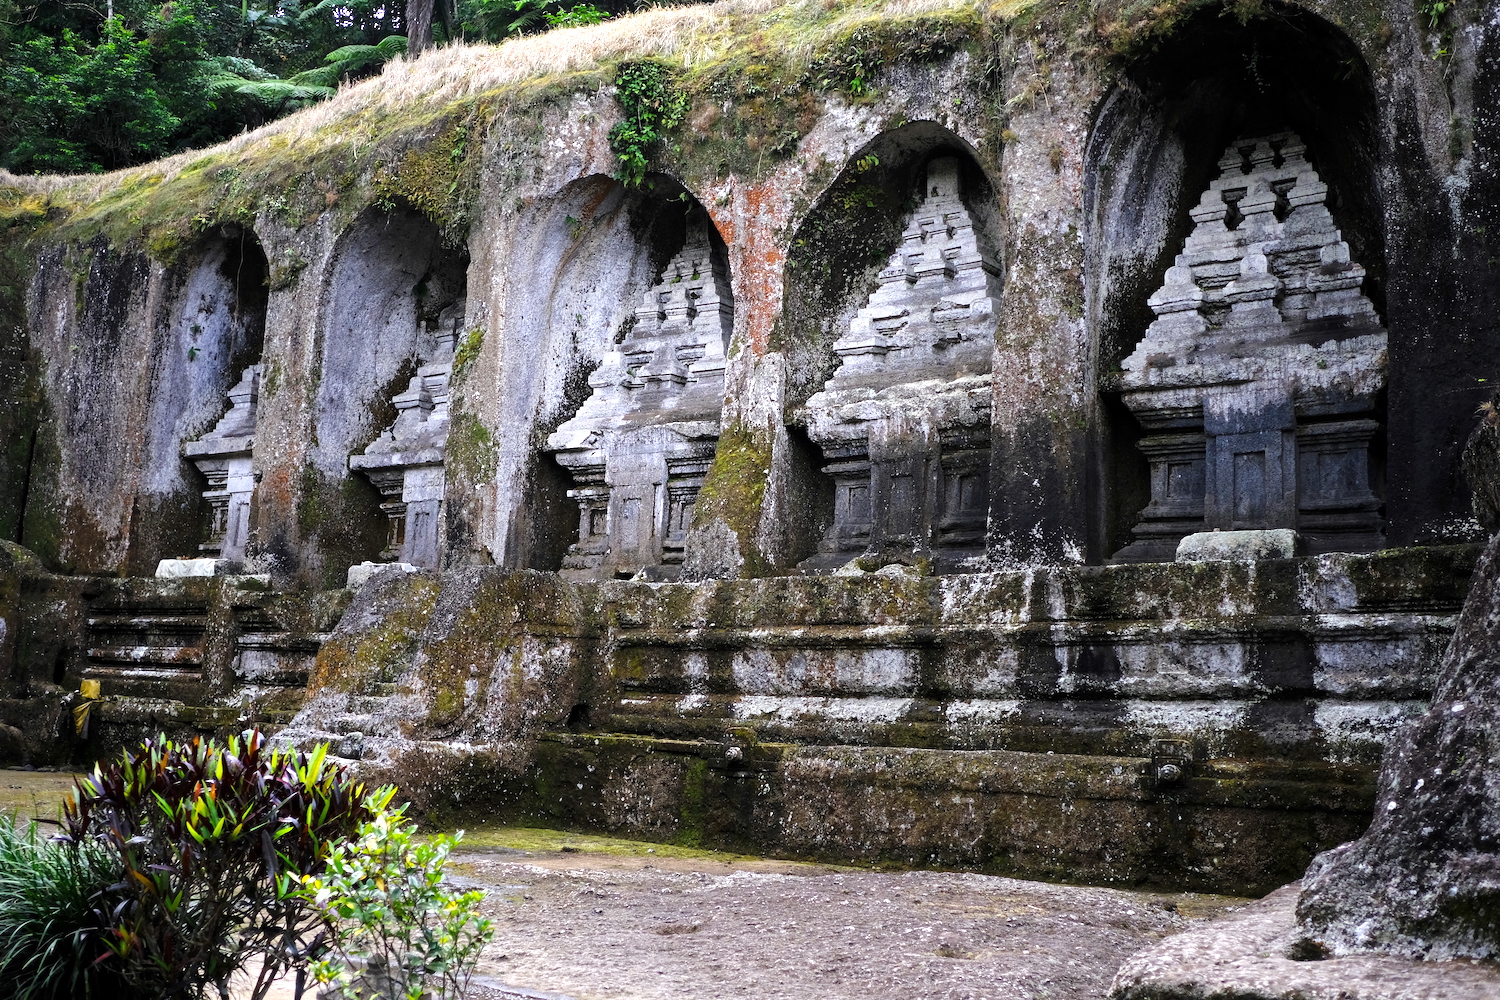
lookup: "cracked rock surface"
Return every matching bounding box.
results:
[1295,527,1500,960]
[1113,884,1500,1000]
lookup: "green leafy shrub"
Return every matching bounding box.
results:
[0,815,132,1000]
[545,4,609,29]
[459,0,607,42]
[58,732,388,1000]
[608,60,687,188]
[302,809,494,1000]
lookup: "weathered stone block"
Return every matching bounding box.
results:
[1176,529,1301,562]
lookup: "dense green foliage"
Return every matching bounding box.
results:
[608,59,688,187]
[0,816,131,1000]
[58,731,386,1000]
[0,0,609,174]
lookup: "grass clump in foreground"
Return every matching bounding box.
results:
[0,815,126,1000]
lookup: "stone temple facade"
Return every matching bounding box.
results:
[3,2,1499,968]
[1114,133,1388,562]
[798,157,1000,573]
[546,226,733,580]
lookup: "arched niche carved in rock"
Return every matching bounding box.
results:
[312,207,468,584]
[540,176,733,581]
[153,226,269,573]
[1084,3,1384,562]
[780,124,1003,573]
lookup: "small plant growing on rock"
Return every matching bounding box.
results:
[300,807,494,1000]
[608,61,688,187]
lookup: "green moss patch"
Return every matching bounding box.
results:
[310,573,442,693]
[692,421,774,576]
[448,823,773,863]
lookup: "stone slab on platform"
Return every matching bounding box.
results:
[1110,883,1500,999]
[1176,529,1302,563]
[345,561,420,589]
[155,557,230,578]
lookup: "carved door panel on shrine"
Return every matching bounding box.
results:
[1206,430,1297,530]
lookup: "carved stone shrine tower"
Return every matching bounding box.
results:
[349,309,461,571]
[183,364,261,567]
[546,227,734,580]
[1114,133,1388,562]
[798,156,1000,573]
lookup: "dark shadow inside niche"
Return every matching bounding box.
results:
[1084,2,1382,562]
[310,206,470,582]
[565,702,591,731]
[1088,2,1384,373]
[525,451,580,572]
[1093,393,1150,559]
[776,122,1003,411]
[779,424,836,568]
[221,225,270,358]
[522,172,732,573]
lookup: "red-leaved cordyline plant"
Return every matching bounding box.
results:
[57,730,395,1000]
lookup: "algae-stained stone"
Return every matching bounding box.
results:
[1296,529,1500,959]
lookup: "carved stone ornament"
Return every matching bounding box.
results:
[798,156,1000,573]
[546,227,734,580]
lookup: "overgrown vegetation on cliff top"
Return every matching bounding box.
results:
[0,0,1394,253]
[0,0,990,252]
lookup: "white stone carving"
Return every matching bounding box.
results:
[826,157,998,387]
[182,364,260,566]
[349,303,462,570]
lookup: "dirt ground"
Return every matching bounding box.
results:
[0,768,79,825]
[452,833,1247,1000]
[1,771,1248,1000]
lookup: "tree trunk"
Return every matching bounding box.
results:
[406,0,433,54]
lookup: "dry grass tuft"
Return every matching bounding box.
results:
[0,169,72,195]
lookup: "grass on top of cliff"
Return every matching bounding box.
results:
[0,0,1020,253]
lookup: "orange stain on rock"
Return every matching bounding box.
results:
[711,180,787,357]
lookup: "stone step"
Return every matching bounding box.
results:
[87,645,204,667]
[323,713,378,734]
[87,614,208,630]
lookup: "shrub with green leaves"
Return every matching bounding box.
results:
[0,815,133,1000]
[545,4,609,29]
[301,809,494,1000]
[608,60,687,188]
[458,0,607,43]
[58,732,389,1000]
